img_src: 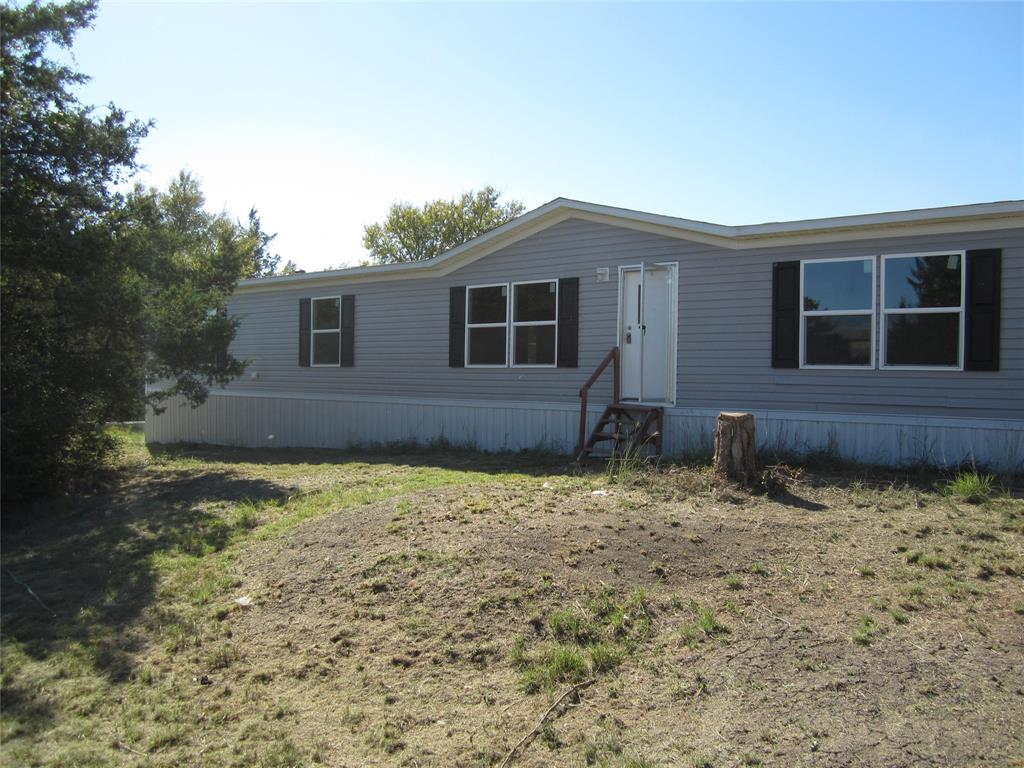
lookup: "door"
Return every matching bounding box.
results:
[619,264,676,403]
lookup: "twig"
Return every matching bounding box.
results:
[114,740,149,756]
[752,601,791,627]
[3,568,56,618]
[499,678,596,768]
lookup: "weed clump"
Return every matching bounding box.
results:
[852,614,879,646]
[678,601,731,649]
[944,471,995,504]
[515,588,651,693]
[906,550,952,569]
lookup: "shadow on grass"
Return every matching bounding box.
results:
[146,440,577,477]
[1,465,291,689]
[0,438,581,719]
[767,488,829,512]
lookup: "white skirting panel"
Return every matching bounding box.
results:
[662,409,1023,471]
[146,392,1024,471]
[145,392,585,454]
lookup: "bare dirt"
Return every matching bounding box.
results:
[220,470,1024,767]
[3,440,1022,768]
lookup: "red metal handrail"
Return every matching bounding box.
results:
[577,346,619,456]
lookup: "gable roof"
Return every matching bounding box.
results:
[237,197,1024,292]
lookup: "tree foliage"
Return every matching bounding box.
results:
[116,172,264,407]
[1,0,148,500]
[0,1,271,502]
[362,187,525,264]
[241,207,281,278]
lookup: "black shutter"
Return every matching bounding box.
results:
[298,298,311,367]
[449,286,466,367]
[965,249,1001,371]
[340,295,355,367]
[772,261,799,368]
[557,277,579,368]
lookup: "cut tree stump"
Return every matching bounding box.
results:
[714,412,757,483]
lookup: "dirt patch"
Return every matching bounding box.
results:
[2,441,1022,767]
[217,474,1024,767]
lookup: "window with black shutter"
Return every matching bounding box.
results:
[301,295,355,367]
[965,249,1001,371]
[298,298,311,367]
[451,277,579,368]
[449,286,466,367]
[557,277,579,368]
[340,295,355,367]
[771,262,799,368]
[775,248,1002,372]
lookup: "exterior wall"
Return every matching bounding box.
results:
[146,216,1024,469]
[223,218,1024,418]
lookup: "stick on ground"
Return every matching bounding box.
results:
[4,568,56,618]
[499,678,596,768]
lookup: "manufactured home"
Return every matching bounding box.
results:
[145,198,1024,470]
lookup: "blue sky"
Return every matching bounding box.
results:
[71,2,1023,271]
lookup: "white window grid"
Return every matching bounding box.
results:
[879,251,966,371]
[799,256,876,370]
[511,279,559,368]
[310,295,341,367]
[465,283,509,368]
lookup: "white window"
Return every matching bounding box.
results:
[881,251,965,369]
[800,257,875,368]
[465,284,509,367]
[511,280,558,367]
[311,296,340,366]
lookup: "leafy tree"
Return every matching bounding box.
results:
[1,0,149,501]
[115,172,260,407]
[362,186,524,264]
[241,207,280,278]
[0,1,270,502]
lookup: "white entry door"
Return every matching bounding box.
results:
[619,264,676,403]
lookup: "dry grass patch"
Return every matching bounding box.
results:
[2,432,1022,767]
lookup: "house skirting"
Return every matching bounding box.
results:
[145,391,1024,472]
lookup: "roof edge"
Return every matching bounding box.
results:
[238,198,1024,290]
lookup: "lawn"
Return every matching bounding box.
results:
[1,430,1022,767]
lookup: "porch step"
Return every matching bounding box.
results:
[590,431,627,442]
[576,403,664,461]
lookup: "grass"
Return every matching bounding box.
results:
[906,550,953,569]
[517,589,650,693]
[678,601,731,649]
[1,432,569,768]
[2,430,1022,767]
[945,471,996,503]
[725,574,745,590]
[852,614,880,646]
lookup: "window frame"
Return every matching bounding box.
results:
[510,279,559,369]
[798,256,877,370]
[464,282,510,368]
[880,250,966,371]
[310,295,342,367]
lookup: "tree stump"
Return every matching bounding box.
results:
[713,412,757,483]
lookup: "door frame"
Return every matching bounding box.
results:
[616,262,679,406]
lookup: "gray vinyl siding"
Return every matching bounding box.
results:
[225,218,1024,419]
